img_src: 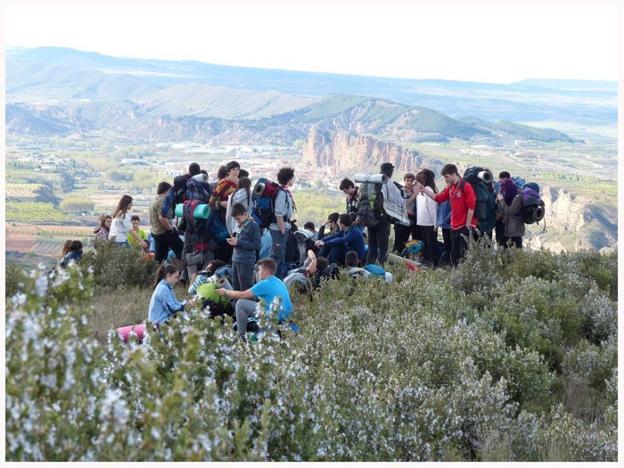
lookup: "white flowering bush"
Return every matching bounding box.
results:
[5,246,618,461]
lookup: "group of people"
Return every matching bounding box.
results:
[82,158,527,340]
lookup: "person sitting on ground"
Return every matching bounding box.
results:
[315,213,366,266]
[187,259,227,295]
[303,221,318,242]
[284,248,318,293]
[148,264,196,326]
[345,250,394,283]
[93,215,112,246]
[59,240,83,268]
[228,203,262,291]
[128,215,149,252]
[318,212,340,240]
[216,258,293,340]
[496,178,525,249]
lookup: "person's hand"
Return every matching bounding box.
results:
[216,288,228,296]
[188,297,197,307]
[496,192,504,202]
[226,237,238,246]
[315,240,324,247]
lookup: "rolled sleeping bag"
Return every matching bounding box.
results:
[353,173,388,184]
[387,252,421,271]
[117,323,146,343]
[477,169,493,184]
[174,203,211,219]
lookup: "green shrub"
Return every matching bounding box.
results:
[5,262,26,297]
[81,242,159,290]
[4,247,618,461]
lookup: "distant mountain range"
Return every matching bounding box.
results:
[7,47,617,125]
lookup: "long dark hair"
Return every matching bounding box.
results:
[153,263,178,290]
[99,214,112,229]
[61,239,72,256]
[417,169,437,193]
[112,195,133,219]
[238,176,251,204]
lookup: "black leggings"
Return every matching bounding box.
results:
[153,230,184,263]
[419,225,436,265]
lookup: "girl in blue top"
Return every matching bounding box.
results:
[148,264,196,325]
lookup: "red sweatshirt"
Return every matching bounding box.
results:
[434,179,478,231]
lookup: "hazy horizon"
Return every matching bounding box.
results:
[6,4,618,83]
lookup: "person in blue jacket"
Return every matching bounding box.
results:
[148,264,196,325]
[314,213,366,266]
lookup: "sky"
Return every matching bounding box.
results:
[4,3,619,83]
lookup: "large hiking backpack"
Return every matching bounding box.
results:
[462,166,497,234]
[251,178,283,229]
[354,174,388,227]
[162,174,190,219]
[185,174,212,203]
[520,182,545,224]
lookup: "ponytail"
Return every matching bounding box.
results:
[153,263,178,290]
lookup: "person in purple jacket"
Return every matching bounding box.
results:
[315,213,366,266]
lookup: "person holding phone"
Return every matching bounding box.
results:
[227,203,261,291]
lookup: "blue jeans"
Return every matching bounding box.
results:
[318,243,346,266]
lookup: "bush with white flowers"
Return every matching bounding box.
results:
[5,246,617,461]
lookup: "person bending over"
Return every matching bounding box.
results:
[216,258,293,340]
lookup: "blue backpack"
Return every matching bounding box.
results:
[364,264,386,277]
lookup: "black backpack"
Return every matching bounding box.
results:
[356,182,387,227]
[162,174,190,219]
[461,167,497,234]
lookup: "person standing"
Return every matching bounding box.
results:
[110,195,146,248]
[415,169,438,266]
[228,203,262,291]
[418,164,477,267]
[269,167,295,279]
[496,178,525,249]
[393,172,418,254]
[150,181,184,262]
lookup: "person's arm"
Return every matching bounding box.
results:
[463,183,477,228]
[164,287,186,313]
[159,215,172,231]
[305,249,317,275]
[236,225,262,251]
[274,191,288,234]
[217,288,255,300]
[324,230,350,247]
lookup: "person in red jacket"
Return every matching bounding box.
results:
[418,164,477,266]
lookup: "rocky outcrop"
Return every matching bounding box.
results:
[524,186,617,253]
[303,126,442,174]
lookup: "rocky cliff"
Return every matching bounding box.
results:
[524,186,617,253]
[303,126,443,175]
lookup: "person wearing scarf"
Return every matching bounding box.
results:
[496,178,525,249]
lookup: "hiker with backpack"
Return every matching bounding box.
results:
[228,203,262,291]
[495,171,511,247]
[210,161,241,262]
[418,164,477,267]
[416,169,439,266]
[315,213,366,266]
[339,178,362,226]
[360,162,417,266]
[496,178,525,249]
[216,258,293,340]
[150,181,184,263]
[268,167,296,279]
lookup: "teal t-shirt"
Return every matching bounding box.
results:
[250,275,293,322]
